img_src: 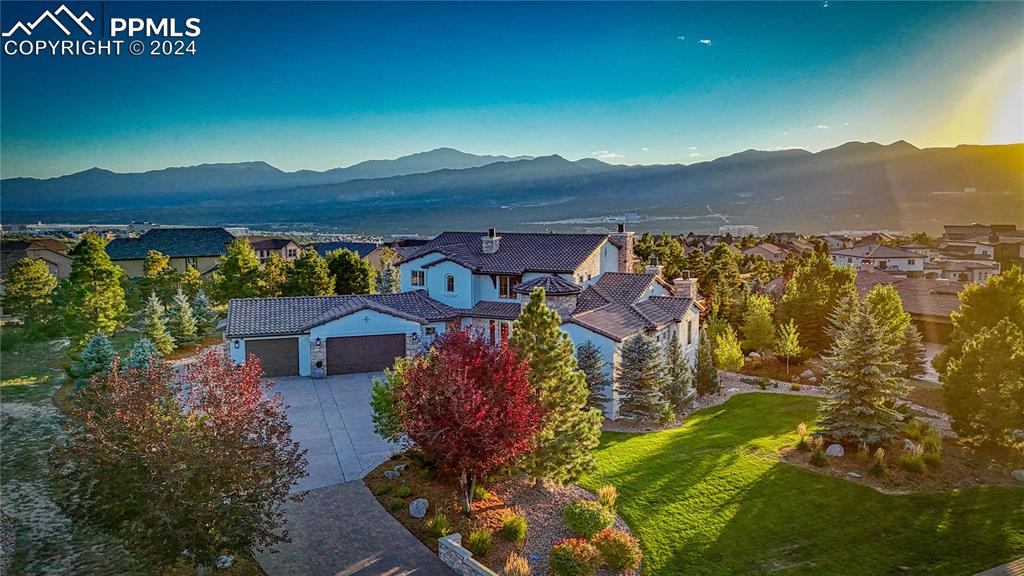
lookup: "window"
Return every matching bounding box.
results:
[500,322,510,343]
[425,327,437,335]
[498,275,521,299]
[687,319,693,346]
[411,270,425,286]
[185,256,198,268]
[489,320,496,342]
[287,248,297,258]
[908,259,916,265]
[445,274,455,292]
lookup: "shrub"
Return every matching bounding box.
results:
[795,423,809,450]
[394,485,412,498]
[923,451,943,468]
[465,529,493,557]
[809,437,828,467]
[921,432,943,453]
[473,485,492,501]
[899,444,926,473]
[592,528,642,571]
[904,418,936,442]
[658,404,676,426]
[388,497,403,511]
[856,443,871,465]
[596,485,618,510]
[869,447,888,477]
[419,467,437,481]
[563,499,615,539]
[789,383,801,392]
[549,538,601,576]
[374,484,392,496]
[428,514,452,537]
[503,552,531,576]
[499,511,528,544]
[755,376,772,390]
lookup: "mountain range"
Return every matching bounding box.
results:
[2,142,1021,234]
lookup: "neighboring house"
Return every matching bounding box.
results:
[742,243,786,263]
[248,237,303,262]
[942,223,1017,241]
[897,242,933,259]
[367,238,432,267]
[830,244,925,273]
[226,227,701,418]
[820,234,853,251]
[105,227,235,277]
[854,232,899,246]
[0,238,73,279]
[779,237,817,255]
[941,234,1023,272]
[308,241,379,261]
[855,268,963,342]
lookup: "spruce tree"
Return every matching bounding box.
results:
[61,233,128,344]
[899,323,926,379]
[191,288,218,337]
[169,288,198,345]
[143,292,176,355]
[818,296,907,446]
[664,331,694,411]
[576,340,611,413]
[376,260,401,294]
[740,293,776,357]
[617,332,670,420]
[695,332,720,396]
[122,337,161,372]
[282,249,334,296]
[212,238,264,303]
[509,287,602,484]
[775,319,803,374]
[70,332,116,388]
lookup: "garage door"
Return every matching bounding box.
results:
[245,338,299,376]
[326,334,406,375]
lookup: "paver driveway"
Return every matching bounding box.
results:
[271,373,399,493]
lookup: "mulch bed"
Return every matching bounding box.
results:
[907,383,945,413]
[366,455,636,576]
[735,357,821,383]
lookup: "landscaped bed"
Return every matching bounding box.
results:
[581,393,1024,576]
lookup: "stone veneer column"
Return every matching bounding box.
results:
[405,332,421,356]
[310,338,326,374]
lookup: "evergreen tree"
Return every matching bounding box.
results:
[376,260,401,294]
[282,249,334,296]
[143,250,170,278]
[664,331,694,411]
[121,337,161,372]
[818,296,906,446]
[695,332,720,396]
[261,253,289,297]
[899,323,926,380]
[864,284,911,350]
[683,248,707,284]
[140,250,180,303]
[509,288,602,484]
[740,293,776,357]
[169,288,198,345]
[143,292,176,355]
[701,245,742,318]
[617,333,670,420]
[777,251,856,355]
[576,340,611,413]
[212,238,264,303]
[192,288,217,337]
[775,319,803,374]
[70,332,116,388]
[61,233,128,344]
[713,326,745,371]
[327,249,375,295]
[2,258,58,328]
[179,265,204,300]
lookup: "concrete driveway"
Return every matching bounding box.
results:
[270,373,399,493]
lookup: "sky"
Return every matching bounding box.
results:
[1,1,1022,179]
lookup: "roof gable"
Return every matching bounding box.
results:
[106,227,235,260]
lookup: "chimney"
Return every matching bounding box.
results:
[610,223,636,273]
[482,228,501,254]
[645,255,663,277]
[673,270,698,299]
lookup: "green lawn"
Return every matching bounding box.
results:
[581,394,1024,576]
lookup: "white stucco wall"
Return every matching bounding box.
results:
[399,252,446,292]
[423,260,474,309]
[309,309,421,341]
[831,255,925,272]
[562,322,621,419]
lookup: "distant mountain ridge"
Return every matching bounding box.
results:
[2,142,1021,234]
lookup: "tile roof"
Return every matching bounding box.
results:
[248,237,297,251]
[225,290,459,337]
[831,244,922,260]
[568,273,695,341]
[404,231,609,275]
[308,241,379,259]
[461,301,523,321]
[105,227,235,260]
[513,275,582,295]
[855,271,963,321]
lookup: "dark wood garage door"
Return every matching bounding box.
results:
[326,334,406,375]
[245,338,299,376]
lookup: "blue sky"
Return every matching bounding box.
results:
[1,1,1022,178]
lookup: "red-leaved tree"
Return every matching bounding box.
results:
[52,351,307,576]
[399,329,543,514]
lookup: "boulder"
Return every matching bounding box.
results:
[1011,470,1024,483]
[825,444,845,458]
[393,464,408,473]
[216,556,234,569]
[847,471,862,479]
[903,439,917,451]
[799,369,815,379]
[384,470,400,480]
[409,498,429,519]
[748,352,762,360]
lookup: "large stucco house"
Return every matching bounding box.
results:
[226,227,702,418]
[106,227,235,277]
[830,244,925,273]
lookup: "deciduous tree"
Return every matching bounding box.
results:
[776,251,856,355]
[713,326,745,371]
[740,293,776,357]
[775,319,803,374]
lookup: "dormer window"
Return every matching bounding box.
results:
[445,274,456,293]
[411,270,425,286]
[498,275,521,299]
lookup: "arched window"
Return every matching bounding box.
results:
[445,274,455,292]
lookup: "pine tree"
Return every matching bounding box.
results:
[664,331,694,411]
[143,292,176,355]
[2,258,58,328]
[61,234,128,344]
[818,296,907,446]
[327,249,375,295]
[777,251,856,354]
[713,326,745,371]
[140,250,180,303]
[179,265,204,300]
[740,293,776,357]
[70,332,116,388]
[899,323,926,379]
[169,288,198,345]
[775,319,803,374]
[192,288,218,337]
[261,253,289,297]
[617,332,670,421]
[282,249,334,296]
[576,340,611,413]
[695,332,720,396]
[212,238,264,303]
[376,260,401,294]
[122,337,161,372]
[509,288,602,484]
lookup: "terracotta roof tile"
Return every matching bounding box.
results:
[404,231,609,275]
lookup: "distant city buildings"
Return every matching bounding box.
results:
[719,224,759,236]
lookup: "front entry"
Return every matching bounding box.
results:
[325,334,407,375]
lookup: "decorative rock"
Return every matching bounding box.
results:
[825,444,845,457]
[847,471,862,479]
[903,439,917,451]
[799,369,815,379]
[384,470,400,480]
[727,387,740,393]
[409,498,429,518]
[748,352,762,360]
[393,464,408,473]
[807,376,818,383]
[1011,470,1024,483]
[216,555,235,569]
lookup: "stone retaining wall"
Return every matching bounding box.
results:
[438,533,498,576]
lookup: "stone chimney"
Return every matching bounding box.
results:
[645,255,663,277]
[482,228,501,254]
[611,223,636,273]
[673,270,698,299]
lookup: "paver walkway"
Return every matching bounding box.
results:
[974,557,1024,576]
[254,481,451,576]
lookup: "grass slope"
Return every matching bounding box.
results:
[581,394,1024,576]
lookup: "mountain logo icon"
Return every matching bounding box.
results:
[2,4,95,37]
